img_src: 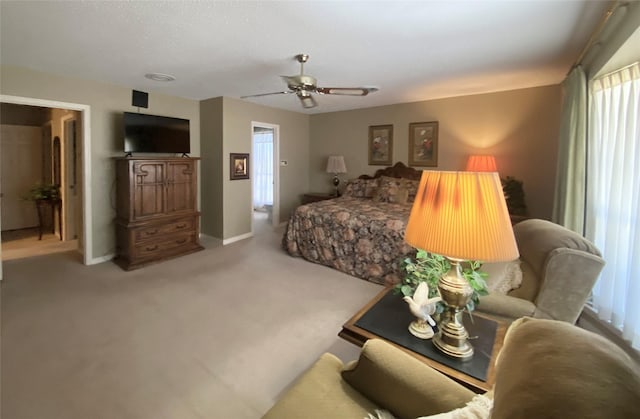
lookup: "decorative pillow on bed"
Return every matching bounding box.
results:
[373,176,412,203]
[482,260,523,294]
[404,179,420,202]
[343,178,379,198]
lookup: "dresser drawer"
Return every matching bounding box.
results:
[132,232,199,260]
[133,216,196,242]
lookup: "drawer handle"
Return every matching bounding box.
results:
[176,238,187,244]
[145,229,159,236]
[175,223,187,229]
[145,245,158,251]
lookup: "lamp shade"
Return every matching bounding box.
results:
[326,155,347,174]
[465,155,497,172]
[405,171,518,262]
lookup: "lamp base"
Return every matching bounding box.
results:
[432,312,474,360]
[433,259,474,360]
[332,175,340,196]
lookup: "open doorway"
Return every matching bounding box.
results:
[251,122,279,235]
[0,102,83,264]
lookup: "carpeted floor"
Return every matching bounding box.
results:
[0,226,382,418]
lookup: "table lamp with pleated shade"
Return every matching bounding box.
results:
[465,155,498,172]
[404,170,518,359]
[326,155,347,196]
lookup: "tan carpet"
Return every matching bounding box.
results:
[0,227,382,418]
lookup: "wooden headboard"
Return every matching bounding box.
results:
[358,162,422,180]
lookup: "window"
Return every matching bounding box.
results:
[585,63,640,349]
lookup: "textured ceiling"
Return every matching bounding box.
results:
[0,1,611,114]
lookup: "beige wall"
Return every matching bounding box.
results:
[0,66,201,261]
[200,97,224,238]
[0,65,561,254]
[309,85,562,219]
[216,97,309,239]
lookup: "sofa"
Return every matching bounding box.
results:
[477,218,605,323]
[262,317,640,419]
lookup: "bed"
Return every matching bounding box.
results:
[282,162,423,285]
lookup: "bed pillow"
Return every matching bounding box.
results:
[482,260,523,294]
[343,178,379,198]
[404,179,420,202]
[380,186,409,204]
[373,176,412,203]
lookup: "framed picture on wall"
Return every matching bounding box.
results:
[368,124,393,165]
[408,121,438,167]
[230,153,250,180]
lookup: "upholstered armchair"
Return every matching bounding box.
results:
[262,318,640,419]
[477,219,605,323]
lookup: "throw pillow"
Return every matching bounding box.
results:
[363,394,492,419]
[343,178,379,198]
[482,260,523,294]
[392,187,409,204]
[365,410,397,419]
[373,176,410,203]
[417,394,493,419]
[404,179,420,202]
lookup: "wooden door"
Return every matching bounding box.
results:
[166,160,196,214]
[132,161,166,220]
[0,125,42,231]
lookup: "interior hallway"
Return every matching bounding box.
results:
[1,227,77,261]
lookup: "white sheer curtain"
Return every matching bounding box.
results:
[586,63,640,349]
[253,130,273,209]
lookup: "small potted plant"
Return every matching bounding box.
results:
[26,183,60,201]
[394,250,489,314]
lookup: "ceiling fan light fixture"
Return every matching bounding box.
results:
[297,91,317,109]
[243,54,378,109]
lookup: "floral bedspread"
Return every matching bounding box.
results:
[282,197,415,285]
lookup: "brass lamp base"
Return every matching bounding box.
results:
[433,258,474,360]
[433,313,474,360]
[332,175,340,196]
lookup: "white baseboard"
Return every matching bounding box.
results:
[222,232,253,245]
[88,253,115,265]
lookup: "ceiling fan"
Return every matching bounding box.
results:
[241,54,379,109]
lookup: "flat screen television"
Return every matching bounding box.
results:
[123,112,190,154]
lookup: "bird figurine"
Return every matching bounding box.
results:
[403,281,442,339]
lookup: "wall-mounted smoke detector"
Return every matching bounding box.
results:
[145,73,176,82]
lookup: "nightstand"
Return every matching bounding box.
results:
[301,192,337,205]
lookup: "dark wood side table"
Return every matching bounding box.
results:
[339,287,507,393]
[300,192,336,205]
[35,198,62,240]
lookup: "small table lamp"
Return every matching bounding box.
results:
[465,155,497,172]
[404,171,519,360]
[326,155,347,196]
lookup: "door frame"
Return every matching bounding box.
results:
[61,113,79,242]
[0,95,93,275]
[250,121,280,231]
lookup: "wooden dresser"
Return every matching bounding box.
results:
[114,157,203,270]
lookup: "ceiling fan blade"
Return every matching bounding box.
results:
[316,87,379,96]
[241,91,292,99]
[297,91,318,109]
